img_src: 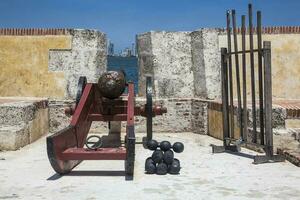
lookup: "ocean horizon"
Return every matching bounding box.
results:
[107,55,139,93]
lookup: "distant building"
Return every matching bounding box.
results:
[108,41,114,56]
[111,43,137,57]
[131,43,135,56]
[121,47,132,57]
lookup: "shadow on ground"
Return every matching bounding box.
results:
[47,170,126,180]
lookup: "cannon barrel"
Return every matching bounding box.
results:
[98,71,126,99]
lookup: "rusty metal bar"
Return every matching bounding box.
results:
[248,4,257,143]
[232,9,243,139]
[226,10,235,139]
[257,11,264,145]
[241,15,248,141]
[263,41,273,157]
[221,48,230,146]
[227,49,259,55]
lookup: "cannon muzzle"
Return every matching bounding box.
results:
[98,71,126,99]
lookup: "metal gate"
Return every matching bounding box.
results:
[211,4,285,164]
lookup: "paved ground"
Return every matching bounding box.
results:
[0,132,299,200]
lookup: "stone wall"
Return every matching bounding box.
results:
[0,97,48,150]
[49,29,107,99]
[49,98,208,134]
[136,29,220,134]
[3,26,300,146]
[138,27,300,101]
[0,28,107,99]
[0,31,71,98]
[137,32,153,97]
[137,29,222,100]
[218,28,300,100]
[191,29,222,100]
[137,31,194,98]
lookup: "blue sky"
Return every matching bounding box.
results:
[0,0,299,52]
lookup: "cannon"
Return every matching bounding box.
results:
[47,71,167,180]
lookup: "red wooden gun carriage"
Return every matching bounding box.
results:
[47,71,166,180]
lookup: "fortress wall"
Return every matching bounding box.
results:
[137,27,300,135]
[137,31,194,98]
[49,29,107,99]
[191,28,222,100]
[0,28,107,99]
[136,31,209,134]
[137,32,153,96]
[138,27,300,101]
[2,27,300,137]
[137,29,222,100]
[0,33,71,98]
[49,98,208,135]
[218,32,300,100]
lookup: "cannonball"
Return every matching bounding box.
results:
[145,157,155,165]
[145,157,156,174]
[156,162,168,175]
[160,141,171,151]
[151,150,164,163]
[163,150,174,165]
[172,142,184,153]
[98,71,126,99]
[147,140,158,151]
[168,158,181,174]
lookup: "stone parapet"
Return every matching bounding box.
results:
[0,98,49,150]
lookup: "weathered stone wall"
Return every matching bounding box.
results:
[49,29,107,99]
[137,32,153,97]
[0,28,107,150]
[191,29,222,100]
[136,30,221,134]
[218,30,300,100]
[0,98,48,150]
[137,31,194,98]
[0,33,71,98]
[138,27,300,101]
[0,28,107,99]
[137,29,222,100]
[48,98,208,134]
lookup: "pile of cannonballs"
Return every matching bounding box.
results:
[145,140,184,175]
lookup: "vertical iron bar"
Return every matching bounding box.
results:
[221,48,230,146]
[232,10,243,139]
[226,10,234,140]
[257,11,264,145]
[263,41,273,156]
[146,76,152,141]
[241,15,248,141]
[248,4,257,143]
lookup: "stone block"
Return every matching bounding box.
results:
[286,119,300,129]
[0,98,49,150]
[0,102,35,125]
[0,125,29,150]
[28,107,49,143]
[191,99,208,134]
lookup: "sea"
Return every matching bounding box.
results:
[107,56,139,93]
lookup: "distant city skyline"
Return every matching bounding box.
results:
[0,0,300,52]
[108,40,136,57]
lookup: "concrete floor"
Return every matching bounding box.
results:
[0,133,299,200]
